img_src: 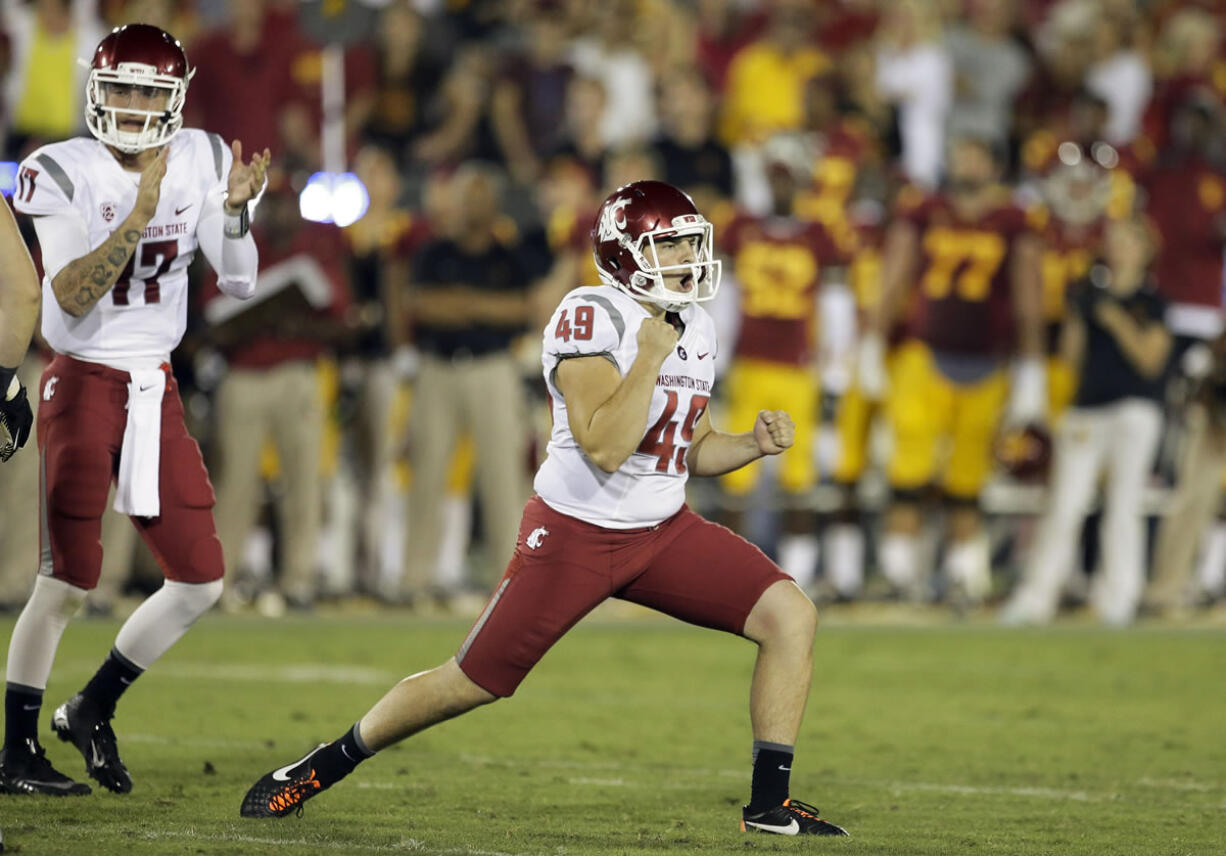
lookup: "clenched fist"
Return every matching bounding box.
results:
[753,410,794,455]
[637,316,679,364]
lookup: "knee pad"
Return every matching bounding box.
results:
[164,579,224,619]
[29,574,90,620]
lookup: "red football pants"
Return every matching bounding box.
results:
[457,496,791,697]
[36,355,224,590]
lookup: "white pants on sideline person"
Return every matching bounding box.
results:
[1003,399,1163,625]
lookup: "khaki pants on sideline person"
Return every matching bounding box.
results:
[402,352,529,597]
[1148,404,1226,609]
[213,360,325,602]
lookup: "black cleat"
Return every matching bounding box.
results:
[240,743,329,818]
[0,738,91,796]
[51,694,132,794]
[741,798,850,836]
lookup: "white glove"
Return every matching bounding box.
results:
[1007,357,1047,425]
[856,333,888,400]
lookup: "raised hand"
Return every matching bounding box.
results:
[753,409,794,455]
[226,140,271,212]
[132,147,168,223]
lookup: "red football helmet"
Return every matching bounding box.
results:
[85,24,194,153]
[995,422,1053,482]
[590,180,721,310]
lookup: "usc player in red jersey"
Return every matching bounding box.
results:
[859,136,1045,603]
[718,136,855,590]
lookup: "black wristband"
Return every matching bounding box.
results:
[0,365,16,397]
[223,203,250,239]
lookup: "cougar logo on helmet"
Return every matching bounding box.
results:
[597,197,632,242]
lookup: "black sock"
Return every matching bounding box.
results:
[312,722,376,787]
[749,741,794,811]
[4,683,43,754]
[81,648,144,717]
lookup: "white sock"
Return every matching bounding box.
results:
[879,533,921,596]
[113,579,223,670]
[943,534,992,602]
[824,524,864,598]
[6,576,89,690]
[1196,522,1226,598]
[778,534,820,590]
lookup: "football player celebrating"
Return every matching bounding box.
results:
[859,136,1044,603]
[0,24,268,796]
[0,201,41,462]
[241,181,849,837]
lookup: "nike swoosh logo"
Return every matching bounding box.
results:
[340,744,355,763]
[138,384,157,392]
[697,352,710,360]
[119,677,133,685]
[90,743,106,769]
[778,765,790,771]
[175,205,192,215]
[271,744,325,782]
[22,704,40,711]
[746,818,800,835]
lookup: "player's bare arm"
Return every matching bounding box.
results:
[872,218,920,336]
[0,203,40,367]
[1009,230,1045,359]
[686,407,795,477]
[856,218,917,397]
[50,147,167,317]
[1060,310,1087,372]
[557,316,677,473]
[0,201,40,460]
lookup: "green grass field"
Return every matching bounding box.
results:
[1,610,1223,856]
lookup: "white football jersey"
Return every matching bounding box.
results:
[14,129,231,364]
[535,286,718,528]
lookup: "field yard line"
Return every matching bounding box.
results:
[456,753,1225,800]
[1134,776,1226,792]
[116,738,1225,803]
[134,829,551,855]
[854,779,1100,802]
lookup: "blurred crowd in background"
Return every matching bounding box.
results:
[4,0,1226,626]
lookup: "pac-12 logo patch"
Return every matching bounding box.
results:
[527,527,549,549]
[100,202,116,223]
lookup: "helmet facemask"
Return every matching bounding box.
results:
[602,217,722,312]
[86,65,193,153]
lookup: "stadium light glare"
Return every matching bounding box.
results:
[298,171,369,226]
[0,162,19,197]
